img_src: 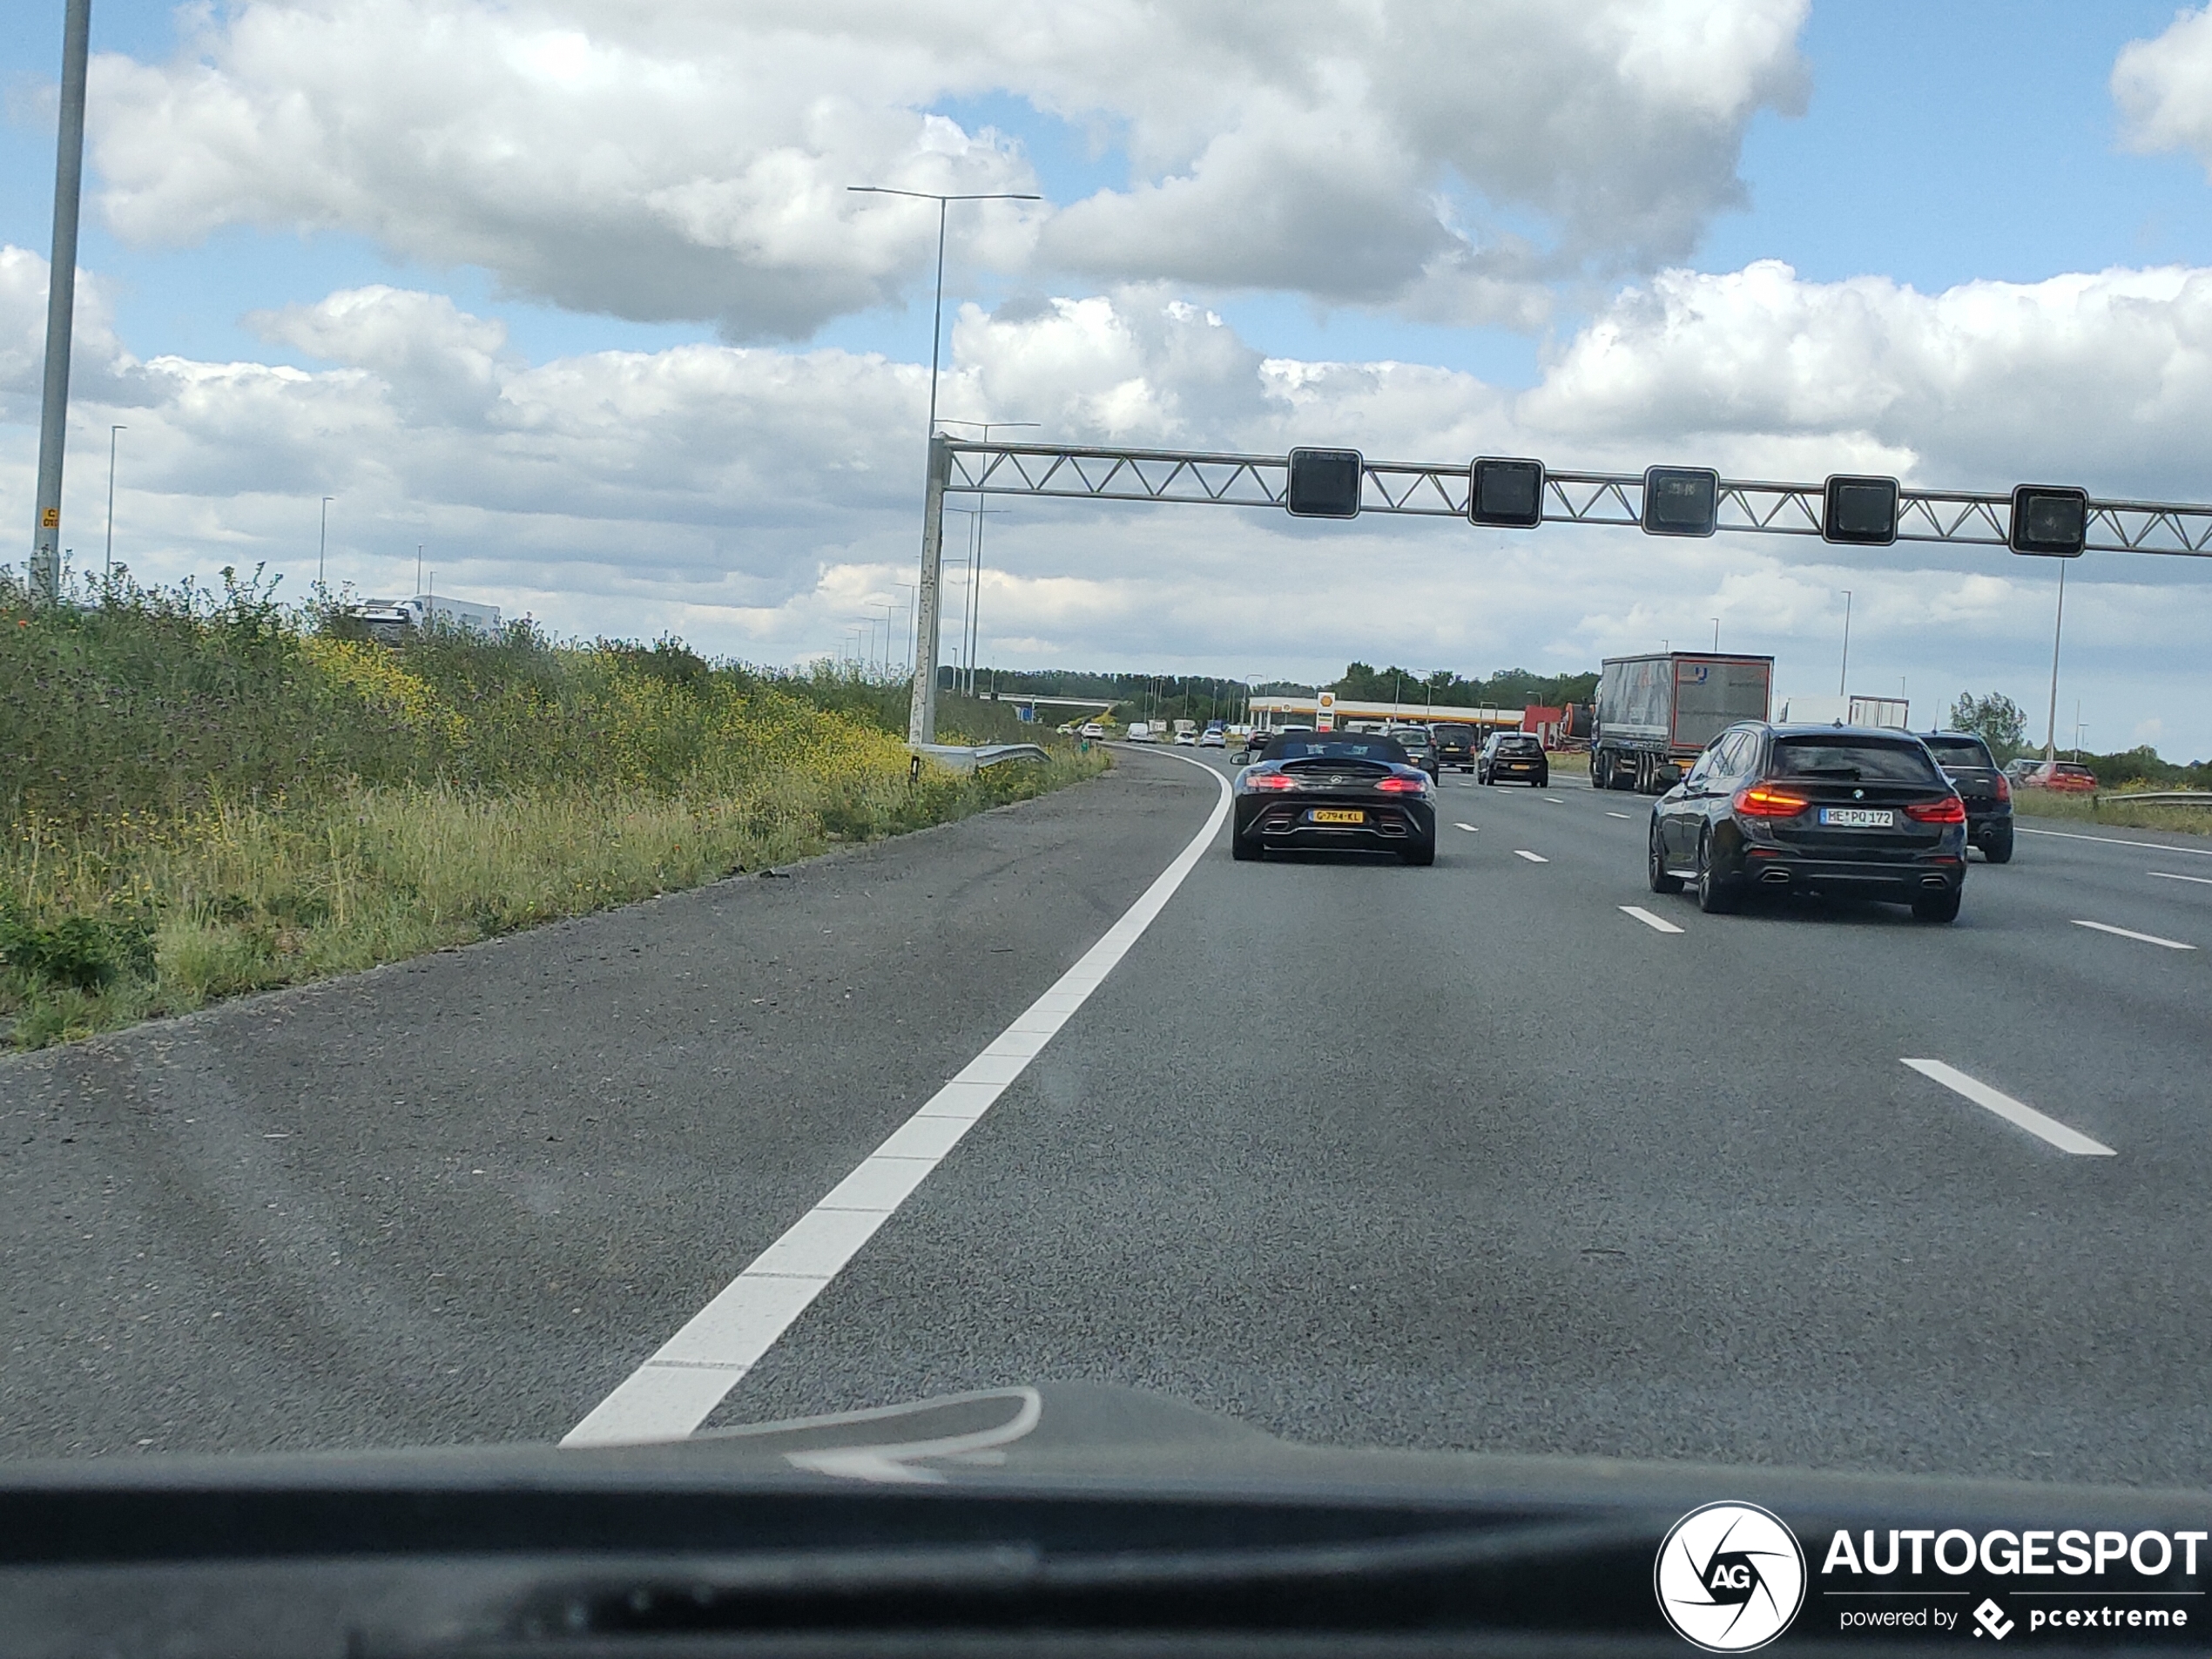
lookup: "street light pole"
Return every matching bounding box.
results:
[318,496,334,590]
[846,185,1041,745]
[30,0,92,606]
[1837,590,1852,695]
[103,424,124,583]
[1710,617,1720,651]
[2042,563,2067,763]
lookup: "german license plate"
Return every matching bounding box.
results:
[1310,808,1365,825]
[1819,807,1894,828]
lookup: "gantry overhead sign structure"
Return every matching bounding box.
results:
[904,435,2212,744]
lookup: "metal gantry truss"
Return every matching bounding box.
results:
[942,439,2212,556]
[906,435,2212,742]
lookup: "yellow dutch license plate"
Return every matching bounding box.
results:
[1311,808,1366,825]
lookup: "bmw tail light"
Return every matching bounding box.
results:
[1905,795,1967,823]
[1248,772,1298,791]
[1733,785,1810,818]
[1374,774,1426,794]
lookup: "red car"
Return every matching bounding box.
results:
[2025,761,2098,793]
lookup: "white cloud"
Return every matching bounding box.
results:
[1518,260,2212,495]
[2114,7,2212,174]
[80,0,1808,336]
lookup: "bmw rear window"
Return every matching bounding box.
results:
[1770,738,1942,783]
[1264,735,1409,764]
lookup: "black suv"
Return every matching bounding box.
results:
[1477,732,1548,786]
[1920,732,2014,863]
[1431,722,1478,772]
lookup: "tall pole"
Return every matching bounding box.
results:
[30,0,93,606]
[318,496,334,589]
[1710,617,1720,651]
[1837,590,1852,696]
[2043,562,2067,762]
[103,424,123,583]
[846,187,1040,745]
[908,435,949,740]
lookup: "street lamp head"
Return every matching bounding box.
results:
[846,186,1042,203]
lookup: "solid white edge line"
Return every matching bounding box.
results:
[1619,906,1684,934]
[1900,1059,2114,1157]
[1513,849,1548,863]
[2018,826,2212,858]
[2148,870,2212,887]
[2070,918,2196,951]
[562,751,1235,1447]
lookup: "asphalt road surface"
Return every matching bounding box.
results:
[5,747,2210,1487]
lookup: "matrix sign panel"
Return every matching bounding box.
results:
[1285,448,1363,518]
[1470,457,1546,528]
[2010,485,2089,557]
[1642,467,1720,538]
[1824,475,1900,546]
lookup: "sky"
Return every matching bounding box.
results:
[3,0,2212,757]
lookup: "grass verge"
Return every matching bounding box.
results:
[2012,792,2212,837]
[2,570,1105,1049]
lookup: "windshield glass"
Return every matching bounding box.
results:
[14,9,2212,1630]
[1264,734,1409,764]
[1770,738,1944,783]
[1924,736,1994,766]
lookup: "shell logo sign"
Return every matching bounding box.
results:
[1316,690,1336,732]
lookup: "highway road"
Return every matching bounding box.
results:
[5,746,2210,1488]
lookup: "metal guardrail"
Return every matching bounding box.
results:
[2092,790,2212,806]
[910,742,1050,773]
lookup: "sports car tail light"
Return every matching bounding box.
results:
[1247,772,1298,791]
[1995,774,2012,803]
[1733,785,1810,817]
[1905,795,1968,823]
[1373,775,1426,794]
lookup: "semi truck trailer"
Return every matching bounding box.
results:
[1590,652,1775,793]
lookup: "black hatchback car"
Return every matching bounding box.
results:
[1648,723,1967,921]
[1477,731,1548,786]
[1920,731,2014,863]
[1233,731,1436,864]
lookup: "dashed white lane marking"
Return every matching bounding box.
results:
[1619,906,1684,934]
[1605,812,1633,819]
[563,755,1235,1447]
[1454,822,1480,833]
[1900,1059,2114,1157]
[2071,918,2196,951]
[2149,871,2212,887]
[2019,826,2212,858]
[1514,849,1548,863]
[1542,796,1565,804]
